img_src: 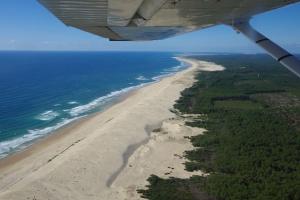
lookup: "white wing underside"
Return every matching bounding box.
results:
[38,0,300,41]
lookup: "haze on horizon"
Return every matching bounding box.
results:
[0,0,300,53]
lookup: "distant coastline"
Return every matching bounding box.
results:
[0,52,187,159]
[0,56,212,199]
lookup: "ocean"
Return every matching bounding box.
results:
[0,51,187,159]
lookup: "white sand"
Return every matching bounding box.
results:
[0,57,224,200]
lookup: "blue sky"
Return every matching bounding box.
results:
[0,0,299,53]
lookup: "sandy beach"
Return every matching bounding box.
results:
[0,57,224,200]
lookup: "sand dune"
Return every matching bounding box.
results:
[0,57,224,200]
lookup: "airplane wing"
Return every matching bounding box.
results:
[38,0,299,41]
[38,0,300,77]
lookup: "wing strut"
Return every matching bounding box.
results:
[231,21,300,78]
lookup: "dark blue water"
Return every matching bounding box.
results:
[0,51,187,158]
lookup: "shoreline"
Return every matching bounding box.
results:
[0,57,224,200]
[0,87,138,169]
[0,57,186,161]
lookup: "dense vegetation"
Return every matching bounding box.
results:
[138,55,300,200]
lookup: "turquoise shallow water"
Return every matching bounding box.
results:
[0,51,187,159]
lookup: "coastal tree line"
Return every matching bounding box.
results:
[138,55,300,200]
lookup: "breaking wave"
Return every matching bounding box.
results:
[35,110,60,121]
[69,84,147,117]
[0,117,82,159]
[68,101,79,105]
[136,75,148,81]
[0,56,190,159]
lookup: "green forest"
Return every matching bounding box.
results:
[138,55,300,200]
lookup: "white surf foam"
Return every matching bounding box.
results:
[35,110,60,121]
[152,73,174,81]
[136,75,148,81]
[0,117,82,159]
[0,84,148,159]
[69,84,147,117]
[69,57,189,117]
[0,57,190,159]
[163,65,184,73]
[68,101,79,105]
[152,59,188,81]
